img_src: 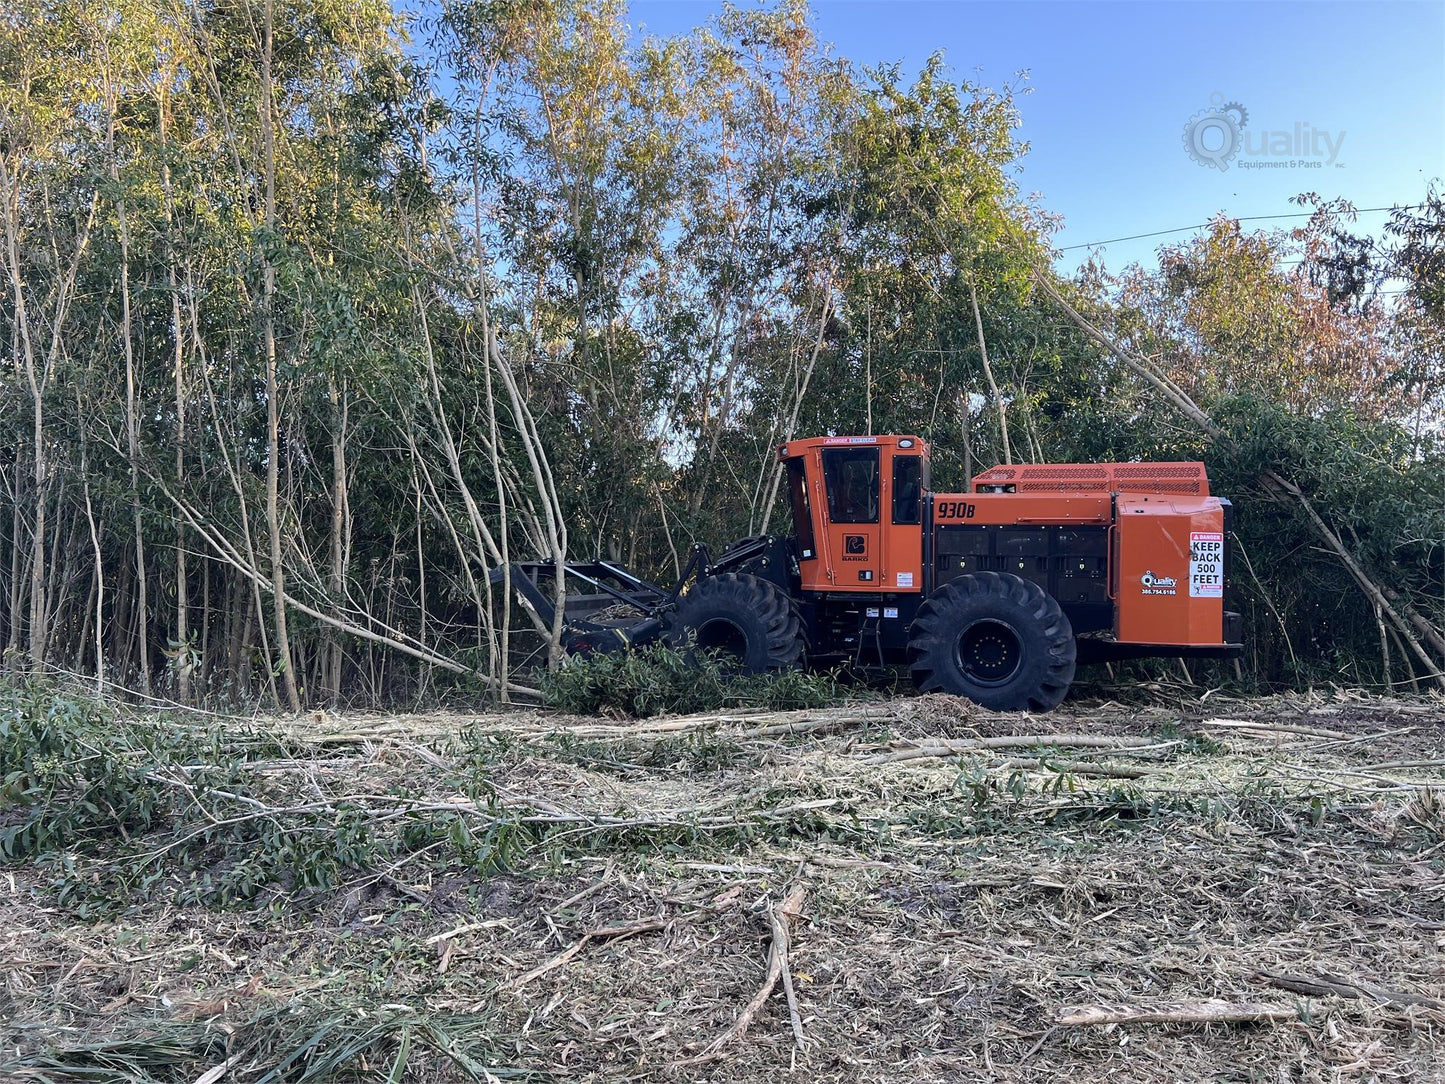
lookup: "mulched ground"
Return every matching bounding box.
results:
[4,689,1444,1081]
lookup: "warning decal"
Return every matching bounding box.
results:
[1189,532,1224,598]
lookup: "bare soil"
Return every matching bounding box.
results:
[5,690,1445,1082]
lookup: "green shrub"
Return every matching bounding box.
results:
[540,642,850,717]
[1,681,181,860]
[0,679,522,913]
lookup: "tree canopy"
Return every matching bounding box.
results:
[2,0,1441,706]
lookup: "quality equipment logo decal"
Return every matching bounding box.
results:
[1182,94,1249,172]
[1182,93,1345,171]
[1141,570,1179,597]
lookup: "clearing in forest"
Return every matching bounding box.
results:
[3,689,1444,1081]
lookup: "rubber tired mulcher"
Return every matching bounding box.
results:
[498,435,1243,711]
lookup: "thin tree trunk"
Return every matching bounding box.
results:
[411,286,504,675]
[864,290,872,435]
[201,559,211,690]
[1375,603,1392,689]
[968,278,1011,465]
[238,589,258,698]
[77,559,95,676]
[161,93,189,701]
[113,553,132,683]
[412,464,430,703]
[960,392,973,482]
[487,324,569,666]
[225,572,246,689]
[102,59,151,694]
[0,153,44,670]
[186,266,279,708]
[260,0,300,712]
[1387,625,1421,693]
[480,318,512,697]
[43,503,78,664]
[27,447,44,671]
[327,376,347,702]
[118,192,151,695]
[7,496,22,660]
[758,285,832,534]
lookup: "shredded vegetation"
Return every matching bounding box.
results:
[539,642,864,717]
[4,680,1445,1081]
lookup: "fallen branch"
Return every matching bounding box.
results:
[675,886,807,1066]
[424,918,515,947]
[547,861,615,916]
[861,734,1156,765]
[996,757,1153,779]
[776,910,807,1052]
[510,917,667,990]
[740,711,891,739]
[1200,718,1350,740]
[1056,999,1297,1027]
[1353,758,1445,771]
[1312,726,1420,750]
[1254,970,1444,1009]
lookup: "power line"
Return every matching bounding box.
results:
[1056,205,1416,253]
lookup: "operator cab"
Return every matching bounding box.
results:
[777,435,930,595]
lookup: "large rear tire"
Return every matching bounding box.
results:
[666,573,805,673]
[907,572,1076,711]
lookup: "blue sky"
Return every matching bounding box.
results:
[628,0,1445,273]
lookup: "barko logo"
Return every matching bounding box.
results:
[1182,93,1345,172]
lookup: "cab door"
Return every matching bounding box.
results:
[884,450,925,593]
[819,446,882,591]
[785,454,828,593]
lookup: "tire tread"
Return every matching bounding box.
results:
[907,573,1075,711]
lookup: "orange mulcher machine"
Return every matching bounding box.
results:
[500,435,1241,712]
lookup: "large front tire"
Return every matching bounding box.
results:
[907,572,1076,711]
[666,573,805,673]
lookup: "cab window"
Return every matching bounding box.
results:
[892,455,922,524]
[785,457,816,559]
[822,447,879,524]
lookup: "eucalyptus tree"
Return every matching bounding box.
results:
[0,0,104,671]
[774,58,1059,491]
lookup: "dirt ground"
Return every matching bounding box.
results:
[4,689,1445,1082]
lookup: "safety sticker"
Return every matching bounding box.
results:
[1189,531,1224,597]
[896,572,914,588]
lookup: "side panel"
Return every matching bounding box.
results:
[930,494,1115,634]
[933,493,1113,526]
[1115,496,1226,646]
[933,523,1113,635]
[805,593,924,664]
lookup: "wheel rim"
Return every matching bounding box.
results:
[954,618,1023,686]
[696,618,748,664]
